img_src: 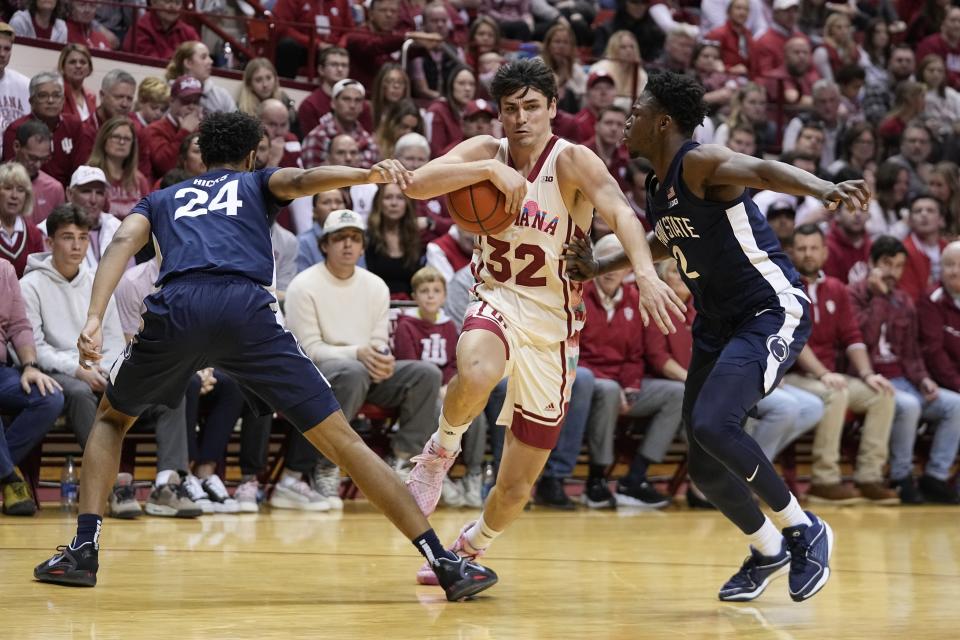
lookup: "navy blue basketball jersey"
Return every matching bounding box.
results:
[130,168,289,286]
[645,141,806,320]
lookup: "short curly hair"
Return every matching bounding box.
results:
[491,58,557,108]
[198,112,264,169]
[644,70,707,137]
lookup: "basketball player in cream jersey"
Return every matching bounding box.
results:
[402,58,685,587]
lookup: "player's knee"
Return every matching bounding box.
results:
[496,476,536,506]
[456,359,503,399]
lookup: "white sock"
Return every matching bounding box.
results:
[747,517,784,557]
[771,494,812,529]
[434,414,470,453]
[280,469,302,487]
[155,469,174,487]
[465,515,501,551]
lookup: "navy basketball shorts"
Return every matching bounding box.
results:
[106,274,340,432]
[692,291,812,397]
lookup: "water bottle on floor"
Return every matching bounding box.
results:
[61,456,78,512]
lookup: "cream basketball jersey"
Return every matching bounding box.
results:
[471,135,593,345]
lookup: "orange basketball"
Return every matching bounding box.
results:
[446,180,514,236]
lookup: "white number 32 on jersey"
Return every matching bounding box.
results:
[174,179,243,219]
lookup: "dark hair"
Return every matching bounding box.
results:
[177,131,200,168]
[643,69,707,137]
[198,112,264,168]
[909,193,943,215]
[840,121,875,162]
[15,119,51,145]
[597,105,628,121]
[318,46,349,68]
[160,168,193,189]
[799,118,826,134]
[367,183,421,269]
[490,58,557,110]
[832,166,864,183]
[729,123,756,139]
[778,150,820,166]
[835,64,866,86]
[793,222,824,239]
[870,235,907,262]
[46,203,91,237]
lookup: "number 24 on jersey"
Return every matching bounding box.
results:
[174,179,244,220]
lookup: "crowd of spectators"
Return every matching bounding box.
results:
[1,0,960,516]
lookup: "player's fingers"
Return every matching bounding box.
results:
[665,286,686,315]
[655,299,677,334]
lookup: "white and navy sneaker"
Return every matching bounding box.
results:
[718,543,791,602]
[783,511,834,602]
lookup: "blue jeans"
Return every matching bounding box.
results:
[0,365,64,478]
[889,378,960,481]
[746,385,824,461]
[486,367,596,479]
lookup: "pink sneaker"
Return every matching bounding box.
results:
[416,521,484,586]
[405,438,458,516]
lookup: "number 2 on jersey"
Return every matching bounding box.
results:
[672,245,700,279]
[174,179,243,220]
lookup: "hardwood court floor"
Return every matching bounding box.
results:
[1,503,959,640]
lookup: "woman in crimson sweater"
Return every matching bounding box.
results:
[917,242,960,392]
[427,66,476,158]
[704,0,754,77]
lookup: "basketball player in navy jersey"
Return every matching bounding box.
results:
[33,112,497,602]
[568,71,871,602]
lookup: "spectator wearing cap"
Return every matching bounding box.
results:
[138,75,202,182]
[426,66,476,157]
[439,98,495,156]
[296,187,351,272]
[763,36,820,116]
[917,7,960,90]
[752,151,826,226]
[586,106,631,191]
[339,0,442,89]
[0,23,31,157]
[704,0,755,76]
[303,79,381,169]
[12,121,64,226]
[409,2,464,101]
[589,31,648,113]
[765,199,798,249]
[258,98,302,169]
[124,0,199,61]
[555,69,616,144]
[0,163,45,278]
[65,0,117,50]
[272,0,355,79]
[281,208,441,506]
[782,80,845,168]
[297,48,375,136]
[752,0,804,78]
[37,166,124,271]
[2,72,93,186]
[918,241,960,393]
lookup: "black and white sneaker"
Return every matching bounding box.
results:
[432,554,499,602]
[582,477,617,509]
[201,474,241,513]
[34,542,99,587]
[615,479,671,508]
[534,476,576,510]
[718,543,791,602]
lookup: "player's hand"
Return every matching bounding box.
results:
[20,366,61,396]
[78,317,103,369]
[819,371,848,391]
[920,377,940,402]
[489,162,527,217]
[821,180,871,213]
[369,159,414,190]
[864,373,894,395]
[563,236,599,281]
[634,270,686,335]
[197,368,217,395]
[75,366,107,393]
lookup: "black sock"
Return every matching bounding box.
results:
[73,513,102,549]
[413,529,456,566]
[588,464,606,481]
[623,455,651,487]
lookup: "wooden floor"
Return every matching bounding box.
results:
[2,502,959,639]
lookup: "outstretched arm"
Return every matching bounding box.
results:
[268,160,413,201]
[565,146,685,334]
[686,144,871,210]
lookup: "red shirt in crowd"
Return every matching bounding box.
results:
[752,25,804,78]
[426,99,463,158]
[301,112,380,169]
[762,64,820,108]
[579,281,649,390]
[62,85,97,123]
[29,171,66,225]
[1,113,93,186]
[798,271,865,372]
[138,114,192,182]
[0,219,46,278]
[0,260,36,364]
[916,34,960,90]
[272,0,356,49]
[643,305,695,372]
[848,279,929,385]
[106,172,152,219]
[392,310,459,384]
[917,284,960,391]
[298,89,374,138]
[124,12,199,61]
[585,140,631,191]
[899,234,948,302]
[66,19,113,50]
[823,223,871,285]
[705,20,754,72]
[340,27,407,89]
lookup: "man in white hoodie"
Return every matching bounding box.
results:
[19,204,199,519]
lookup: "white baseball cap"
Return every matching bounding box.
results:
[321,209,366,238]
[332,78,365,100]
[69,165,107,188]
[773,0,800,10]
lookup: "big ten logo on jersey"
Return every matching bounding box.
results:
[174,177,243,220]
[418,333,449,366]
[514,200,559,236]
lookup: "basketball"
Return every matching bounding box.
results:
[446,180,514,235]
